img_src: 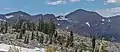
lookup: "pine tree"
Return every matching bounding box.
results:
[24,36,27,43]
[0,21,4,33]
[66,31,74,47]
[26,21,31,30]
[5,21,8,33]
[24,35,29,44]
[70,31,74,47]
[19,23,26,39]
[31,22,35,31]
[54,31,58,39]
[92,36,96,52]
[38,18,44,32]
[19,31,23,39]
[21,23,26,34]
[42,22,49,34]
[50,20,56,35]
[17,18,23,30]
[26,35,29,44]
[31,31,34,40]
[53,31,58,43]
[48,20,56,35]
[16,35,19,39]
[48,20,56,44]
[36,31,39,41]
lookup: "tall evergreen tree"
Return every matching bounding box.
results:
[31,22,35,31]
[24,35,29,44]
[70,31,74,47]
[16,35,19,39]
[66,31,74,47]
[92,36,96,52]
[24,36,27,43]
[38,18,44,32]
[0,21,4,33]
[19,31,23,39]
[42,22,49,34]
[26,21,31,30]
[26,35,29,44]
[5,21,8,33]
[21,23,26,34]
[36,31,39,41]
[54,31,58,39]
[19,23,26,39]
[53,31,58,44]
[31,31,34,40]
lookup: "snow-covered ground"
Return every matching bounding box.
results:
[0,43,45,52]
[6,15,14,19]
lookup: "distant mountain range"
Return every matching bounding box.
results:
[0,9,120,42]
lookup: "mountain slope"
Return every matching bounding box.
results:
[0,9,120,42]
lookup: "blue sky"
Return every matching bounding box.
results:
[0,0,120,17]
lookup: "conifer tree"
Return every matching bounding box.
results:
[26,21,31,30]
[24,36,27,43]
[92,36,96,52]
[16,35,19,39]
[0,21,4,33]
[43,22,49,34]
[19,31,23,39]
[36,31,39,41]
[24,35,29,44]
[31,31,34,40]
[17,17,23,29]
[31,22,35,31]
[66,31,74,47]
[50,20,56,35]
[26,35,29,44]
[38,18,44,32]
[53,31,58,43]
[19,23,26,39]
[21,23,26,34]
[5,21,8,33]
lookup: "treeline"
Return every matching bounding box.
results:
[12,18,57,44]
[0,18,107,52]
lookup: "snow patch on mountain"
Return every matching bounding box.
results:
[57,23,61,26]
[20,14,23,16]
[6,15,14,19]
[108,19,111,22]
[85,22,90,27]
[56,16,73,22]
[102,19,105,21]
[102,23,104,24]
[56,16,68,20]
[0,19,6,22]
[66,26,69,29]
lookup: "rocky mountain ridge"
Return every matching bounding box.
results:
[0,9,120,42]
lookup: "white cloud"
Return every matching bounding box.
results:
[47,0,63,5]
[105,0,120,3]
[69,0,80,2]
[95,7,120,17]
[3,8,11,10]
[1,8,18,10]
[47,0,80,5]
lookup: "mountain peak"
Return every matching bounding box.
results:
[5,11,30,16]
[75,9,88,12]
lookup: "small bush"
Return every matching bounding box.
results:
[8,46,21,52]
